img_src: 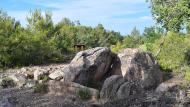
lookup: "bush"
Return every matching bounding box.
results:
[76,88,92,100]
[183,66,190,81]
[150,32,189,71]
[185,71,190,81]
[33,83,48,93]
[122,35,143,48]
[111,42,123,53]
[139,44,148,52]
[41,75,49,83]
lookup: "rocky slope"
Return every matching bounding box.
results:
[0,47,190,107]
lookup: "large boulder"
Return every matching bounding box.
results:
[101,91,169,107]
[155,78,182,94]
[113,48,163,89]
[100,75,143,102]
[49,47,113,87]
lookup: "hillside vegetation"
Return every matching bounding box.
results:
[0,10,122,68]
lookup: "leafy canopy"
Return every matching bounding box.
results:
[147,0,190,32]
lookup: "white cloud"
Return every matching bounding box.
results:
[49,0,148,23]
[140,16,152,20]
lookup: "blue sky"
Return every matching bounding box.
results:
[0,0,155,35]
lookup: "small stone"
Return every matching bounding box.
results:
[49,70,64,80]
[25,80,37,88]
[21,68,27,73]
[38,80,43,84]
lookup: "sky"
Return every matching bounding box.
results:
[0,0,155,35]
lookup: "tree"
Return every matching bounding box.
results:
[151,32,189,71]
[0,9,123,68]
[0,10,16,67]
[27,10,54,33]
[131,27,140,37]
[59,18,75,26]
[25,10,62,64]
[122,27,142,48]
[147,0,190,32]
[143,26,162,43]
[111,41,123,53]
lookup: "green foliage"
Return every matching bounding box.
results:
[131,27,141,37]
[122,27,143,48]
[0,9,122,68]
[76,88,92,100]
[111,27,162,52]
[34,75,49,83]
[27,9,54,33]
[147,0,190,82]
[0,10,18,67]
[0,9,64,67]
[33,83,48,93]
[183,66,190,81]
[122,36,142,48]
[151,32,189,71]
[139,44,148,52]
[143,26,162,43]
[55,22,123,53]
[111,42,123,53]
[147,0,190,32]
[41,75,49,83]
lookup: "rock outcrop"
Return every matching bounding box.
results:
[155,77,184,93]
[49,48,163,90]
[113,48,163,89]
[49,47,113,87]
[100,75,143,102]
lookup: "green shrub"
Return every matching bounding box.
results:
[183,66,190,81]
[41,75,49,83]
[185,71,190,81]
[150,32,189,71]
[122,35,143,48]
[139,44,148,52]
[33,83,48,93]
[111,42,123,53]
[76,88,92,100]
